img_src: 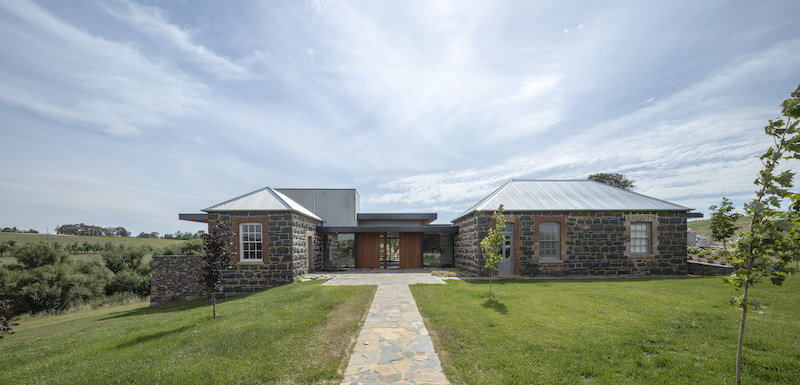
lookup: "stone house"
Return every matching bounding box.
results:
[453,180,695,277]
[150,180,697,305]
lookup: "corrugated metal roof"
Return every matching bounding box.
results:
[203,187,322,221]
[453,179,691,222]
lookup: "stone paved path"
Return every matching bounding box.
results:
[322,272,451,385]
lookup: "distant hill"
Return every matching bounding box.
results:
[687,216,751,246]
[0,232,185,248]
[0,233,189,265]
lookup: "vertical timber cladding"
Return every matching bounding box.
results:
[356,233,380,268]
[399,233,422,269]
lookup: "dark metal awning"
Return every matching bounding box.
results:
[317,225,458,233]
[179,213,209,223]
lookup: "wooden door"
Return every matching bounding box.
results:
[399,233,422,269]
[356,233,380,268]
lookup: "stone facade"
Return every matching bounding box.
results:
[150,255,205,306]
[454,210,688,277]
[150,210,323,305]
[205,211,323,300]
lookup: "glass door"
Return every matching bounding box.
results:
[380,233,400,269]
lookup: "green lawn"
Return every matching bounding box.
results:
[411,276,800,385]
[0,280,375,385]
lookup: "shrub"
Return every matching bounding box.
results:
[10,258,109,314]
[105,269,150,297]
[14,243,69,269]
[101,247,146,274]
[180,238,206,255]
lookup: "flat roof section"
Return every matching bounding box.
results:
[357,213,437,225]
[179,213,209,223]
[317,224,458,233]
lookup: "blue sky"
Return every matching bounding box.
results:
[1,0,799,236]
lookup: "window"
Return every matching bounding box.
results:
[240,223,263,261]
[539,222,560,260]
[631,222,650,254]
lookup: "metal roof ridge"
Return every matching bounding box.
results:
[203,186,272,211]
[594,181,692,210]
[269,188,293,211]
[474,180,514,212]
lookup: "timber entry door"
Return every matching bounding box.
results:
[356,233,380,268]
[399,233,422,269]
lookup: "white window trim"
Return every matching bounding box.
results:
[539,222,560,261]
[631,222,651,255]
[240,223,263,262]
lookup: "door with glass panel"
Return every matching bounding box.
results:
[498,224,514,275]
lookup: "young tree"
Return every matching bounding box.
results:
[480,205,506,300]
[0,242,12,258]
[588,172,636,190]
[200,220,235,319]
[708,197,742,249]
[723,85,799,385]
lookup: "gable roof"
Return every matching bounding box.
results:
[203,187,322,221]
[453,179,691,222]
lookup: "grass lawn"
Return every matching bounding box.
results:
[411,276,800,385]
[0,280,375,385]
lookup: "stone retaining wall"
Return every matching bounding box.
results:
[687,260,734,276]
[150,255,205,306]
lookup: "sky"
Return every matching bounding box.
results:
[1,0,799,236]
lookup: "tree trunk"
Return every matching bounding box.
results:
[212,292,217,319]
[488,271,494,299]
[736,284,749,385]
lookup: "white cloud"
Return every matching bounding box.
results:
[102,0,252,80]
[0,0,207,136]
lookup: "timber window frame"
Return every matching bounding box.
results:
[240,223,263,262]
[539,221,560,261]
[630,222,651,255]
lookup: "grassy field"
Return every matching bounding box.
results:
[411,276,800,385]
[0,233,187,265]
[0,232,185,248]
[0,280,375,384]
[687,216,751,243]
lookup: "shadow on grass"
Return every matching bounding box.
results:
[461,275,699,286]
[116,325,192,349]
[100,289,266,320]
[100,297,208,320]
[482,298,508,314]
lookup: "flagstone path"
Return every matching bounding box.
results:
[321,272,451,385]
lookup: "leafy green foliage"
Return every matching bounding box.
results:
[480,205,505,299]
[0,269,19,338]
[709,197,742,249]
[0,241,12,257]
[722,84,800,385]
[588,172,636,190]
[200,220,235,318]
[14,242,69,269]
[12,260,108,314]
[101,247,146,274]
[105,269,150,297]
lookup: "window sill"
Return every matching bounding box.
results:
[538,259,564,264]
[237,260,263,264]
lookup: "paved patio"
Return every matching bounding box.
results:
[321,272,451,385]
